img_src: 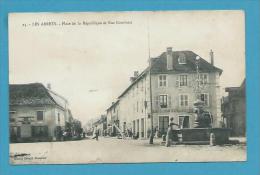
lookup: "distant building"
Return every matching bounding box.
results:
[106,100,120,136]
[222,79,246,136]
[93,115,107,136]
[9,83,71,142]
[106,47,223,139]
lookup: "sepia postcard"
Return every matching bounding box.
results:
[8,10,246,165]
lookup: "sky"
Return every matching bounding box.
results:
[9,11,245,124]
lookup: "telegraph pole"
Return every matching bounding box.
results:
[147,20,154,144]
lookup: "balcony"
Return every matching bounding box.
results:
[153,106,193,113]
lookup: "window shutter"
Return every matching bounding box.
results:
[176,76,179,87]
[168,95,172,108]
[158,76,160,88]
[207,94,210,106]
[188,75,192,87]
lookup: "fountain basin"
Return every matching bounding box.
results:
[176,128,231,145]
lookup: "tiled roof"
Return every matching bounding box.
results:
[9,83,64,109]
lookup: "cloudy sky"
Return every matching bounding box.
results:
[9,11,245,124]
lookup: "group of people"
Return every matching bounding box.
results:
[91,117,180,146]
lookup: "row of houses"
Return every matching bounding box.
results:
[9,83,82,142]
[93,47,245,138]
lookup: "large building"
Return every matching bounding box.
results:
[9,83,72,142]
[106,47,222,139]
[221,79,246,136]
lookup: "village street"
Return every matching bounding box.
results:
[10,137,246,164]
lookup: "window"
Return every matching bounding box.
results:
[10,118,16,122]
[10,111,16,122]
[137,101,139,112]
[10,126,21,138]
[23,117,29,122]
[178,53,186,64]
[159,116,169,135]
[57,113,60,122]
[200,93,209,106]
[10,111,16,115]
[179,94,189,107]
[158,75,167,87]
[198,74,208,85]
[179,75,188,87]
[36,111,44,121]
[159,95,168,108]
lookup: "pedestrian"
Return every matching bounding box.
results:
[92,125,99,141]
[155,126,159,138]
[170,118,180,142]
[165,124,172,147]
[166,117,180,147]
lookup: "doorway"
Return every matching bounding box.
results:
[159,116,169,136]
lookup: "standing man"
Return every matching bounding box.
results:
[92,125,99,141]
[165,124,172,147]
[166,117,179,147]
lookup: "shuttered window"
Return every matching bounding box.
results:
[179,94,189,107]
[158,75,167,87]
[200,93,209,106]
[198,73,208,85]
[159,95,167,108]
[179,75,188,87]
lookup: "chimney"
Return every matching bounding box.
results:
[130,71,139,83]
[130,77,135,83]
[166,47,173,70]
[47,83,51,89]
[148,57,156,67]
[210,49,214,66]
[134,71,139,77]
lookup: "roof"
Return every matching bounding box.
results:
[225,78,245,95]
[9,83,66,109]
[118,50,222,98]
[150,50,222,74]
[93,115,107,125]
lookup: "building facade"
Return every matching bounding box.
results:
[106,100,120,136]
[107,47,222,139]
[93,115,107,136]
[221,79,246,136]
[9,83,71,142]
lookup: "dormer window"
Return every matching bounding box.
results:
[178,53,186,64]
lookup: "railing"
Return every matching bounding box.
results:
[112,124,126,139]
